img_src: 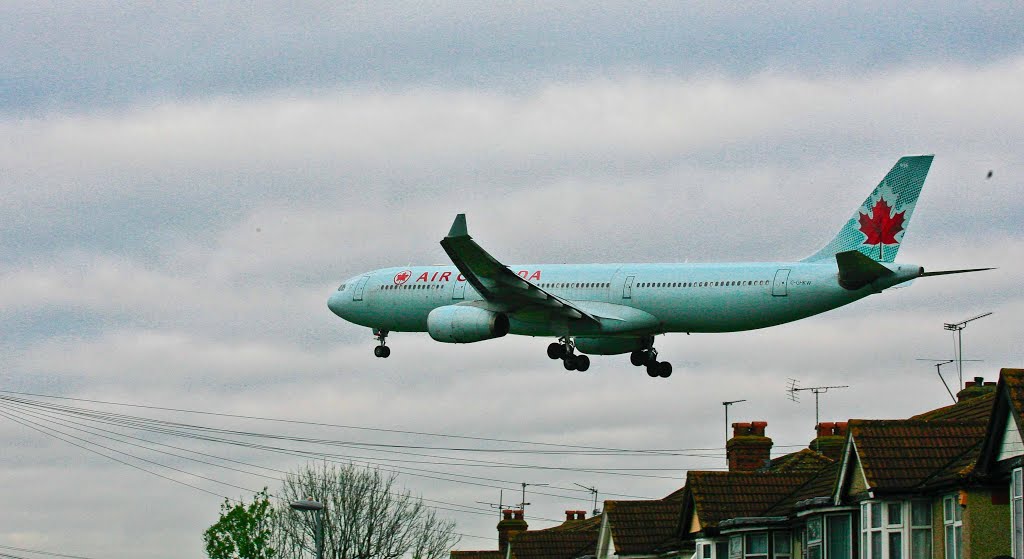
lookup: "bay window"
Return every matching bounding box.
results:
[860,501,930,559]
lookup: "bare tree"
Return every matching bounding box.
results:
[275,463,460,559]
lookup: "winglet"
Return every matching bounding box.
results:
[447,214,468,238]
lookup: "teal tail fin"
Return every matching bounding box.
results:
[803,155,934,263]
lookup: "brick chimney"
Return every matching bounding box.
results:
[564,510,588,521]
[809,421,847,461]
[497,509,527,556]
[956,377,997,402]
[727,421,773,472]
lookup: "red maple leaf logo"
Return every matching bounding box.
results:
[394,270,412,285]
[858,197,905,246]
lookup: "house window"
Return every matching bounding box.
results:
[745,533,768,559]
[909,501,931,559]
[862,502,927,559]
[826,514,851,559]
[807,516,824,559]
[730,535,742,559]
[774,532,792,559]
[942,495,962,559]
[1013,468,1023,559]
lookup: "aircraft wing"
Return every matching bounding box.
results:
[439,214,599,323]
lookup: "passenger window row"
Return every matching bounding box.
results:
[380,284,445,290]
[539,283,610,289]
[636,280,769,288]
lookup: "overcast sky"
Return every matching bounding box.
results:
[2,3,1023,558]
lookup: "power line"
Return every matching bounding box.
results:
[0,390,687,455]
[0,395,667,498]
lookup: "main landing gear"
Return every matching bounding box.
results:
[630,348,672,378]
[372,328,391,358]
[547,338,590,372]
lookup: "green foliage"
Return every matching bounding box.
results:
[204,488,277,559]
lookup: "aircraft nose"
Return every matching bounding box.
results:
[327,291,348,318]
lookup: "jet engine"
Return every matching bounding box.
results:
[574,336,651,355]
[427,305,510,343]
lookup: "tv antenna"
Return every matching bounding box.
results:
[518,482,548,510]
[722,399,747,466]
[787,379,849,429]
[476,489,508,519]
[944,312,992,388]
[917,358,984,403]
[574,483,601,516]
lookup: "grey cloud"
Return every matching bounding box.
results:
[4,2,1024,112]
[2,53,1023,558]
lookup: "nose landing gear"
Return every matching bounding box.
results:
[630,348,672,378]
[546,338,590,372]
[372,329,391,358]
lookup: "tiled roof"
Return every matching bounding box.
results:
[603,498,684,555]
[767,448,833,474]
[849,419,986,492]
[687,471,816,529]
[1003,368,1024,424]
[509,516,600,559]
[911,391,995,422]
[765,460,842,516]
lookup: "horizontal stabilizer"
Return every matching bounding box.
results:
[921,267,995,277]
[836,250,893,290]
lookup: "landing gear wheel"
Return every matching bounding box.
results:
[646,364,660,377]
[630,350,646,367]
[657,361,672,378]
[575,355,590,372]
[372,328,390,358]
[547,342,566,360]
[563,357,578,371]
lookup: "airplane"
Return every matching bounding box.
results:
[328,155,991,378]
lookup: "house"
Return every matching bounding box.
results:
[454,371,1021,559]
[975,368,1024,558]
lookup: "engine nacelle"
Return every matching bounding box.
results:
[427,305,510,343]
[574,336,651,355]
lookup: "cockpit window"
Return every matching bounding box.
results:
[338,283,346,291]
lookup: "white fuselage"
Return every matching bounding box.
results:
[328,260,920,338]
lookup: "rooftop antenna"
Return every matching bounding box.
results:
[574,483,600,517]
[917,358,984,404]
[787,379,849,449]
[476,489,508,519]
[518,482,548,511]
[722,399,747,466]
[944,312,992,388]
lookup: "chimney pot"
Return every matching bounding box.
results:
[816,422,835,437]
[566,511,575,521]
[513,510,524,520]
[576,510,586,519]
